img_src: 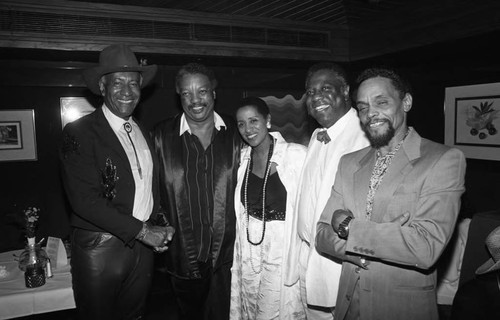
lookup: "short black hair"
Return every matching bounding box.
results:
[237,96,270,118]
[305,62,349,88]
[175,62,217,92]
[355,67,412,99]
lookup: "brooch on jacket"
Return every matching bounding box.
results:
[101,157,119,200]
[61,132,80,159]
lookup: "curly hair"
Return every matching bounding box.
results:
[175,62,218,92]
[355,67,412,99]
[305,62,349,88]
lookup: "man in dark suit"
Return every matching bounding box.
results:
[152,63,240,320]
[60,44,174,320]
[316,67,466,320]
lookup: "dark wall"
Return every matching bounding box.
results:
[2,32,500,251]
[0,86,86,251]
[352,30,500,215]
[0,61,310,252]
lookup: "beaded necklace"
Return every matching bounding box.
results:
[243,135,274,273]
[244,135,274,245]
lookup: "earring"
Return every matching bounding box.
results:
[267,123,271,129]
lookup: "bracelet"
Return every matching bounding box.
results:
[136,222,148,240]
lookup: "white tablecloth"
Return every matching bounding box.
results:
[0,249,75,319]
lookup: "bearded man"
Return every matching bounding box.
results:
[315,67,466,320]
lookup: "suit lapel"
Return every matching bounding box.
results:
[94,108,133,176]
[353,149,375,218]
[370,129,421,223]
[370,151,412,223]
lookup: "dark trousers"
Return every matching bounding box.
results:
[170,261,232,320]
[451,272,500,320]
[71,228,154,320]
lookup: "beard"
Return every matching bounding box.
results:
[362,119,395,149]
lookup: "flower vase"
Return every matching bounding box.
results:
[18,237,48,288]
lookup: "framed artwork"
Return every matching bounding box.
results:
[60,97,95,129]
[0,109,37,162]
[445,83,500,161]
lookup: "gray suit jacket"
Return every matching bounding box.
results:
[316,129,466,320]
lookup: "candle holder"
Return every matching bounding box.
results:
[24,265,46,288]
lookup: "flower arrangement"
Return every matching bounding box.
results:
[24,207,40,239]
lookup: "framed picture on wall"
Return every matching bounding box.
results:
[444,83,500,161]
[0,109,37,162]
[60,97,95,129]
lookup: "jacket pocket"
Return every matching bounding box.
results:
[72,229,112,250]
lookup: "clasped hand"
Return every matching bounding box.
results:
[140,224,176,253]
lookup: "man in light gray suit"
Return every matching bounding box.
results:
[316,67,466,320]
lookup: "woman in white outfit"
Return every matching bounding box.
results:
[230,97,306,320]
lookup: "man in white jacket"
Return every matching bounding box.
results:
[286,62,369,319]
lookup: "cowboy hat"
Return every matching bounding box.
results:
[476,226,500,275]
[83,44,157,95]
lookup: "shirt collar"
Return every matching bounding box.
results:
[102,104,134,132]
[179,111,226,136]
[313,107,356,139]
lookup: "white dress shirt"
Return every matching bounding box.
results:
[102,105,154,222]
[178,111,226,136]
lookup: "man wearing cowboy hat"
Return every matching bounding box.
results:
[451,225,500,319]
[60,44,174,320]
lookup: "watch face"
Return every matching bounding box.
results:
[338,226,348,238]
[338,216,352,238]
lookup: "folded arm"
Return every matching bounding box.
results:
[317,148,466,270]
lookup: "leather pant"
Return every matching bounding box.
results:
[70,228,154,320]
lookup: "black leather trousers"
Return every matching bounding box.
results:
[70,228,154,320]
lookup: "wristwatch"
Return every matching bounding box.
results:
[338,216,353,239]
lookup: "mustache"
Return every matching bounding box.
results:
[363,118,389,127]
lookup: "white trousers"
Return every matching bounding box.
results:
[299,241,335,320]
